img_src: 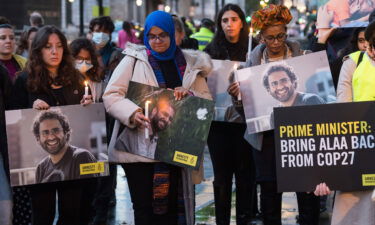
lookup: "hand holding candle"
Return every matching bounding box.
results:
[145,100,151,139]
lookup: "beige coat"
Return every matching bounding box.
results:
[103,42,212,181]
[333,52,375,225]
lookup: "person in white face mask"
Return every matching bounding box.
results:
[70,38,104,102]
[88,17,124,225]
[88,16,124,83]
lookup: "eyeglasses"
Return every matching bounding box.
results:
[270,77,290,88]
[147,32,169,42]
[40,128,63,137]
[264,33,287,43]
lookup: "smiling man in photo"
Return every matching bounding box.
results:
[33,110,97,183]
[263,63,326,107]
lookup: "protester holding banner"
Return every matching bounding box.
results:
[11,25,94,224]
[228,5,320,225]
[203,4,257,225]
[315,21,375,225]
[70,38,104,103]
[103,10,212,225]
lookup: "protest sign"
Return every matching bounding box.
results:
[274,102,375,192]
[317,0,374,28]
[110,81,214,169]
[237,51,335,134]
[207,60,243,123]
[5,103,109,186]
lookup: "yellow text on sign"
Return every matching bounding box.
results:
[173,151,198,167]
[80,162,105,175]
[362,174,375,186]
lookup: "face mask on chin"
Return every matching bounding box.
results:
[75,61,93,74]
[92,32,110,48]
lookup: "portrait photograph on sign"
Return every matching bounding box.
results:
[316,0,374,28]
[237,51,336,134]
[274,101,375,192]
[111,81,214,169]
[207,60,243,123]
[5,103,109,187]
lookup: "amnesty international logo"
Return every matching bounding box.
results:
[80,162,105,175]
[362,174,375,186]
[173,151,198,167]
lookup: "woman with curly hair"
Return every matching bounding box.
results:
[12,25,91,109]
[228,4,320,225]
[70,38,104,102]
[11,25,92,225]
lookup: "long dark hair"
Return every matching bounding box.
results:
[338,27,367,58]
[26,25,80,93]
[69,38,102,82]
[16,26,38,55]
[206,4,249,59]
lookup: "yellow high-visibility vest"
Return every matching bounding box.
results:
[351,51,375,101]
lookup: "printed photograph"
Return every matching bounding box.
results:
[112,81,214,169]
[5,103,109,187]
[237,51,336,134]
[317,0,374,28]
[207,60,243,123]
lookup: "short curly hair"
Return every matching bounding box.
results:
[32,109,71,140]
[263,63,297,90]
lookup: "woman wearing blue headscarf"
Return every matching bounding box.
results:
[103,11,212,225]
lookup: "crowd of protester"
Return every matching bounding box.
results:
[0,3,374,225]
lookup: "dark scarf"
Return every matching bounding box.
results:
[148,47,187,224]
[147,47,186,88]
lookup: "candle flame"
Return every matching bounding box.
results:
[249,27,253,36]
[146,100,151,104]
[233,64,238,71]
[84,81,88,87]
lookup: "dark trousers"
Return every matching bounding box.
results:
[30,180,95,225]
[207,123,256,225]
[122,163,180,225]
[254,131,320,225]
[260,181,320,225]
[93,164,117,223]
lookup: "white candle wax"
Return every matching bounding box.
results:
[248,27,253,61]
[145,101,150,139]
[84,81,89,96]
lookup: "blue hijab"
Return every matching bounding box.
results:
[143,11,176,61]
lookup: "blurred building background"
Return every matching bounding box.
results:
[1,0,319,35]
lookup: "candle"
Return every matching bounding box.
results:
[145,100,151,139]
[233,64,241,101]
[84,81,89,96]
[248,27,253,61]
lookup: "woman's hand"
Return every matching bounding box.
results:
[314,182,332,196]
[317,27,336,44]
[80,95,93,106]
[173,86,190,101]
[130,111,150,129]
[227,82,240,99]
[33,99,50,110]
[317,5,334,28]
